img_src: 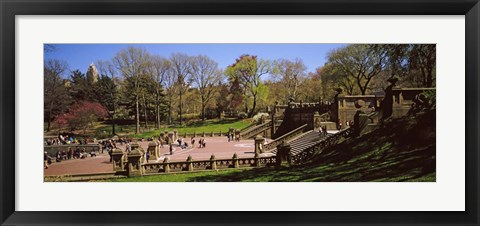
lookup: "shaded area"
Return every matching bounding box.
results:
[188,110,436,182]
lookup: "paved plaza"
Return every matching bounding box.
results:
[44,137,273,177]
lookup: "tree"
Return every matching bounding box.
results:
[69,69,91,103]
[408,44,436,87]
[225,55,271,117]
[272,58,307,102]
[170,53,192,125]
[328,44,387,95]
[113,47,150,134]
[95,60,119,135]
[189,55,223,121]
[54,101,107,134]
[147,55,170,128]
[44,59,70,132]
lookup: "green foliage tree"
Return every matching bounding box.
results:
[225,55,271,117]
[327,44,387,95]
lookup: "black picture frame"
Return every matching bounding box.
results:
[1,0,479,225]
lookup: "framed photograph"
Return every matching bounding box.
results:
[1,0,479,225]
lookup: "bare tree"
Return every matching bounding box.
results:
[272,58,307,102]
[113,47,150,134]
[147,55,171,128]
[44,59,70,132]
[170,53,192,125]
[189,55,223,121]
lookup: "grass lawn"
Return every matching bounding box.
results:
[132,119,251,138]
[48,119,252,139]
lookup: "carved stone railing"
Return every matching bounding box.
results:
[264,124,309,152]
[240,122,259,133]
[241,120,273,139]
[290,128,353,164]
[142,155,277,175]
[319,112,330,122]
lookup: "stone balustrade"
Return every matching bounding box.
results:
[141,154,277,175]
[240,120,272,139]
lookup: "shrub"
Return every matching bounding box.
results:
[237,112,248,119]
[252,112,269,124]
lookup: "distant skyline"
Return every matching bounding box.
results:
[44,43,346,79]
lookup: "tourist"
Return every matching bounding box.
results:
[346,120,350,127]
[227,133,231,142]
[159,139,164,148]
[61,150,67,160]
[202,139,206,148]
[108,148,113,162]
[198,138,203,148]
[44,152,49,169]
[146,151,150,163]
[169,144,173,155]
[67,147,73,159]
[126,142,131,153]
[191,137,195,148]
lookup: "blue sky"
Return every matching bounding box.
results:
[44,43,346,77]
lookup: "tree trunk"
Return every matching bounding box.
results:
[249,95,257,118]
[155,94,160,129]
[47,102,53,132]
[135,95,140,134]
[143,94,148,129]
[201,97,206,121]
[179,89,183,125]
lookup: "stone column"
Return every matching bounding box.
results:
[254,152,260,167]
[173,130,178,141]
[254,135,264,154]
[210,154,217,170]
[313,111,321,132]
[147,142,158,160]
[276,142,292,167]
[163,157,170,173]
[186,155,194,172]
[232,153,239,168]
[126,149,142,177]
[112,149,125,172]
[167,132,174,144]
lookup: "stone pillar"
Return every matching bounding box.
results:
[313,111,321,132]
[163,157,170,173]
[220,111,225,120]
[210,131,214,137]
[271,101,278,137]
[173,130,178,141]
[167,132,174,144]
[193,131,196,137]
[202,131,205,137]
[254,135,264,154]
[184,132,187,138]
[186,155,194,171]
[126,149,142,177]
[232,153,239,168]
[276,142,292,167]
[235,129,241,141]
[254,152,260,167]
[353,110,370,136]
[147,142,159,160]
[210,154,217,170]
[159,133,165,143]
[112,149,125,172]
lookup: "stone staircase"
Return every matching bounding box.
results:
[241,120,277,139]
[271,130,328,156]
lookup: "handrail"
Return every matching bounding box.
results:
[264,124,308,151]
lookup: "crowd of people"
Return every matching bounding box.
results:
[44,134,89,146]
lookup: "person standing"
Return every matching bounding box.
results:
[44,152,49,169]
[169,144,173,155]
